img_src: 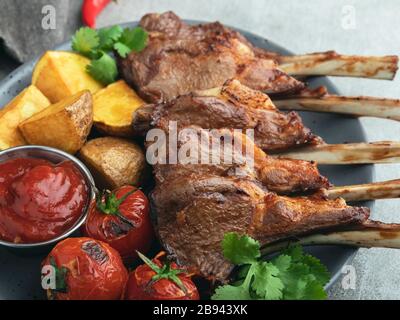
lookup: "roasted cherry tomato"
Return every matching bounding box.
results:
[42,237,128,300]
[125,252,200,300]
[83,185,154,262]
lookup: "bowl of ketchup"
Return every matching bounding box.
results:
[0,145,96,250]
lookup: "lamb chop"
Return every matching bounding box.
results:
[155,174,371,280]
[149,125,328,194]
[121,12,400,125]
[133,79,400,164]
[148,125,380,280]
[133,79,321,152]
[120,11,398,111]
[119,11,305,102]
[157,167,400,280]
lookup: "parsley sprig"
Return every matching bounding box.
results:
[71,26,148,85]
[211,233,330,300]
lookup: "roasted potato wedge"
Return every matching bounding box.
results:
[32,51,104,103]
[79,137,147,190]
[19,90,93,154]
[0,85,50,150]
[93,80,145,137]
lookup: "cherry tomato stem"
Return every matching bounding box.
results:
[83,185,154,262]
[125,253,200,300]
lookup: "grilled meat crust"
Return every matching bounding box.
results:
[148,125,328,194]
[133,80,322,151]
[153,175,369,280]
[119,11,304,102]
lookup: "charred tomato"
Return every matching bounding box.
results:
[42,237,128,300]
[83,185,154,262]
[125,252,200,300]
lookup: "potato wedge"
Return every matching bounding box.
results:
[79,137,147,190]
[32,51,104,103]
[19,90,93,154]
[93,80,145,137]
[0,85,50,150]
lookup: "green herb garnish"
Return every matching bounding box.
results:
[211,233,330,300]
[86,52,118,86]
[71,26,148,85]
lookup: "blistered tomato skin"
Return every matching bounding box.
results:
[83,185,154,262]
[0,158,89,243]
[125,255,200,300]
[42,237,128,300]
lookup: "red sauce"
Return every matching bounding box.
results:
[0,158,89,243]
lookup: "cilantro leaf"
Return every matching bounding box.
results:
[212,263,256,300]
[300,254,330,286]
[114,42,132,58]
[280,263,310,300]
[272,254,291,273]
[302,279,328,300]
[276,246,330,300]
[214,234,331,301]
[114,27,148,58]
[283,273,327,300]
[98,26,123,51]
[281,245,330,286]
[71,25,148,85]
[72,27,99,57]
[212,284,252,300]
[282,244,304,262]
[86,52,118,85]
[252,262,283,300]
[222,232,260,265]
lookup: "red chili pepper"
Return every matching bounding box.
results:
[82,0,113,28]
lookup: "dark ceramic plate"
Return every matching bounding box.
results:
[0,21,374,299]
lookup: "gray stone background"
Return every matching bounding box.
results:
[1,0,400,299]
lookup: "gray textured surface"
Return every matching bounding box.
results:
[0,0,82,62]
[1,0,400,299]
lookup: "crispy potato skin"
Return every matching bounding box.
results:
[32,51,104,103]
[78,137,147,190]
[0,85,50,150]
[19,91,93,154]
[93,80,145,137]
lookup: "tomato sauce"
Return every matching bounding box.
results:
[0,158,89,243]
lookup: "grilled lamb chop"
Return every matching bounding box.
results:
[133,79,322,152]
[119,11,304,102]
[152,167,368,280]
[121,11,400,130]
[149,126,328,194]
[146,125,366,279]
[145,115,400,281]
[134,80,400,164]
